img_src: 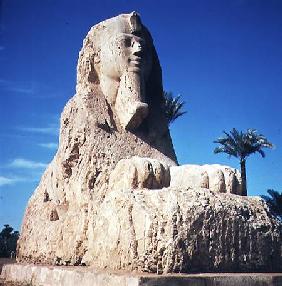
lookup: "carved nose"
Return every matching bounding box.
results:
[132,41,142,55]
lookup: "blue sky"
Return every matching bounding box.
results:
[0,0,282,231]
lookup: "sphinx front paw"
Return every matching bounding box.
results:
[109,156,170,191]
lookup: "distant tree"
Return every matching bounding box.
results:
[214,128,273,196]
[0,224,20,257]
[162,91,186,125]
[261,189,282,220]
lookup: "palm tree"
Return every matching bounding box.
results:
[0,224,19,257]
[261,189,282,220]
[214,128,273,196]
[162,91,186,125]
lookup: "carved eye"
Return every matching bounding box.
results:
[124,38,131,47]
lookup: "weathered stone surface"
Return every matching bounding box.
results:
[82,186,281,273]
[171,164,242,194]
[16,12,282,274]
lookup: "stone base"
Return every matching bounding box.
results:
[1,263,282,286]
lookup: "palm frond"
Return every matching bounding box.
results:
[257,149,265,158]
[261,189,282,219]
[213,128,273,160]
[162,91,187,125]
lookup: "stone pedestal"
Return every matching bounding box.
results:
[1,263,282,286]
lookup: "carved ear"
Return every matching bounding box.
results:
[88,55,99,85]
[94,48,100,64]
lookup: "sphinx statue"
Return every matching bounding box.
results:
[16,12,282,275]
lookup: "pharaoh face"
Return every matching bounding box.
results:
[99,31,152,81]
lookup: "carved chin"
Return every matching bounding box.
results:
[128,66,142,73]
[128,59,143,73]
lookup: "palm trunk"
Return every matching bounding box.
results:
[240,159,247,196]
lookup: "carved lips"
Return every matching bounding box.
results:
[128,54,143,72]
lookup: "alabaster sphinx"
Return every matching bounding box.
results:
[17,12,282,273]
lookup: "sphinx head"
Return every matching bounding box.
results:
[77,12,154,130]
